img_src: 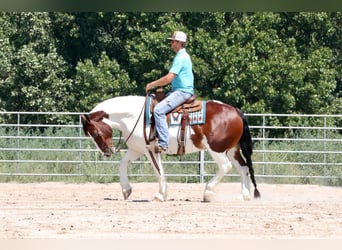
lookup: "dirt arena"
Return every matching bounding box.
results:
[0,182,341,239]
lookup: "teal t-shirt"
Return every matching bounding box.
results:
[169,48,194,95]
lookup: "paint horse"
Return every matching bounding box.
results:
[81,95,260,202]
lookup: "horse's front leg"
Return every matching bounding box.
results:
[119,149,143,200]
[145,150,167,202]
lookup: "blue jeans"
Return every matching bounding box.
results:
[154,90,192,148]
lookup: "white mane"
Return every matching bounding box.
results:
[90,95,145,115]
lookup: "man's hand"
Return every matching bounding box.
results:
[145,73,174,93]
[146,83,152,93]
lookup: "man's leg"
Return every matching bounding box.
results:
[154,91,192,148]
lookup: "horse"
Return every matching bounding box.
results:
[81,95,260,202]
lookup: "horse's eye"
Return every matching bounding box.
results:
[89,128,98,138]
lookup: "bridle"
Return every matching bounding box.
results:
[94,94,161,175]
[88,125,116,155]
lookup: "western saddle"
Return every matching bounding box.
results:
[148,88,202,155]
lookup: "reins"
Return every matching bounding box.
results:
[112,131,122,153]
[143,93,161,175]
[115,93,161,176]
[114,95,146,152]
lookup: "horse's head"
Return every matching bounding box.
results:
[81,111,115,157]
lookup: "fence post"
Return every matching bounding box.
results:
[262,115,266,175]
[199,150,205,183]
[323,116,327,170]
[78,115,83,175]
[16,113,20,174]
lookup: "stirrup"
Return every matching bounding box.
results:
[146,144,167,154]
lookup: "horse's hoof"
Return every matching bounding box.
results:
[122,188,132,200]
[203,190,214,202]
[153,193,166,202]
[236,193,251,201]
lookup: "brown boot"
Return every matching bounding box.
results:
[146,144,167,154]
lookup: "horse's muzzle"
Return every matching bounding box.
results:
[103,146,116,157]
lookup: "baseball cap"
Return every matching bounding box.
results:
[167,31,187,42]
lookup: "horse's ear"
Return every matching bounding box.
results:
[89,111,109,121]
[81,114,91,136]
[81,114,90,125]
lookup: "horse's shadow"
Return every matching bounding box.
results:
[104,197,199,203]
[104,197,150,203]
[131,199,150,203]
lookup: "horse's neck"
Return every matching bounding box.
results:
[100,96,145,133]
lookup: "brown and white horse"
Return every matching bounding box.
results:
[81,95,260,202]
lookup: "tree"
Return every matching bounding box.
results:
[0,13,73,120]
[186,13,338,118]
[75,52,136,112]
[0,12,340,126]
[0,13,14,113]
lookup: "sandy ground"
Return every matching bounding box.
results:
[0,182,341,239]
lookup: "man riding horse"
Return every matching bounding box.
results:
[81,31,260,202]
[145,31,194,153]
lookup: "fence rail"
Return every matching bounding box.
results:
[0,111,341,185]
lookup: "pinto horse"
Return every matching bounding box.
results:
[81,95,260,202]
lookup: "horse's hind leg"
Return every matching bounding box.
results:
[203,150,232,202]
[119,149,143,200]
[227,147,251,200]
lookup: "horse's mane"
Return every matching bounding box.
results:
[91,95,145,114]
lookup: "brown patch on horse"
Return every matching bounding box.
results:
[191,101,243,153]
[81,111,109,136]
[89,111,109,121]
[81,111,114,157]
[233,145,246,166]
[81,114,91,136]
[190,125,205,149]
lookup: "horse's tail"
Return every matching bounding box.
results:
[237,108,260,199]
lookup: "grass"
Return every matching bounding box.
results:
[0,126,341,185]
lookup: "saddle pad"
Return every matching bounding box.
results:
[169,105,206,126]
[145,96,206,126]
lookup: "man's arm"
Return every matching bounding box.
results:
[146,72,175,93]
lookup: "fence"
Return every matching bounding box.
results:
[0,111,341,185]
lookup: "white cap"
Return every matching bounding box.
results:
[167,31,187,42]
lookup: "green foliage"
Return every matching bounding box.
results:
[0,12,340,126]
[0,13,74,124]
[75,52,136,112]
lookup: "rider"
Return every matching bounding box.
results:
[145,31,194,153]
